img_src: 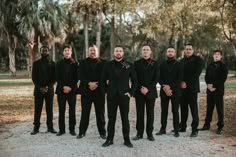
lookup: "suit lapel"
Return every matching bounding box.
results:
[111,61,120,79]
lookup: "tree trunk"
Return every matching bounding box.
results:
[31,35,40,62]
[71,42,78,61]
[8,47,16,77]
[84,14,89,58]
[7,35,17,77]
[96,12,102,56]
[52,38,56,62]
[110,16,115,60]
[28,41,35,78]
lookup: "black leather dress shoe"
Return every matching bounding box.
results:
[132,135,143,140]
[156,130,166,135]
[147,136,155,141]
[102,140,113,147]
[30,130,39,135]
[76,134,85,139]
[174,132,180,137]
[190,131,198,137]
[70,131,76,136]
[179,128,186,132]
[48,129,57,134]
[199,125,210,131]
[56,132,65,136]
[100,134,107,139]
[216,128,222,135]
[124,141,133,148]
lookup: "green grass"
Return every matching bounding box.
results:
[225,82,236,88]
[0,70,29,79]
[0,81,33,86]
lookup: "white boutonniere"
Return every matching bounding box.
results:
[147,60,154,66]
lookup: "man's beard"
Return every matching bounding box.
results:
[167,56,174,60]
[89,53,96,59]
[41,53,49,58]
[114,55,123,60]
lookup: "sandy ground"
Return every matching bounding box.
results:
[0,79,236,157]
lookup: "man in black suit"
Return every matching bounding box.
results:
[77,45,106,139]
[132,45,158,141]
[200,50,228,134]
[55,44,78,136]
[156,47,183,137]
[101,45,137,148]
[179,44,204,137]
[31,45,57,135]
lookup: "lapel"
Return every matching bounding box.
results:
[62,59,72,80]
[86,58,95,73]
[140,59,147,82]
[111,60,121,79]
[166,60,176,73]
[142,59,154,82]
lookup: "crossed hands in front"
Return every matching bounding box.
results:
[207,84,216,92]
[88,82,98,91]
[163,85,172,97]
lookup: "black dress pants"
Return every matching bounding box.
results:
[180,92,199,131]
[107,94,130,142]
[57,93,76,132]
[160,94,179,132]
[33,92,54,130]
[204,93,224,129]
[135,95,155,136]
[79,94,106,135]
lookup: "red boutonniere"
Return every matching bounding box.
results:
[70,58,76,64]
[122,61,130,69]
[96,58,102,63]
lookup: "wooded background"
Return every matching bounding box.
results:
[0,0,235,76]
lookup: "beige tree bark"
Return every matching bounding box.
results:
[28,41,35,78]
[84,13,89,58]
[96,11,102,56]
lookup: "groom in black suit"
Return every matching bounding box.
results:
[101,45,137,148]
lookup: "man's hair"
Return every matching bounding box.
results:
[142,44,151,48]
[167,46,175,49]
[89,44,96,48]
[63,44,71,50]
[185,43,193,47]
[213,49,223,55]
[114,45,124,49]
[40,44,49,53]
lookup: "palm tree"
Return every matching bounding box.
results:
[17,0,67,76]
[0,0,20,77]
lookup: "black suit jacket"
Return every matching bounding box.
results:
[78,57,106,96]
[159,59,183,97]
[55,58,78,95]
[205,61,228,95]
[134,58,159,99]
[181,54,204,93]
[101,60,138,99]
[32,57,55,96]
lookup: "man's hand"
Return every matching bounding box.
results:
[88,82,98,91]
[180,81,187,89]
[63,86,72,94]
[140,86,149,95]
[125,92,131,98]
[40,87,48,94]
[163,85,172,97]
[207,84,216,92]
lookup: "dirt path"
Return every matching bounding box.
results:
[0,79,236,157]
[0,99,236,157]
